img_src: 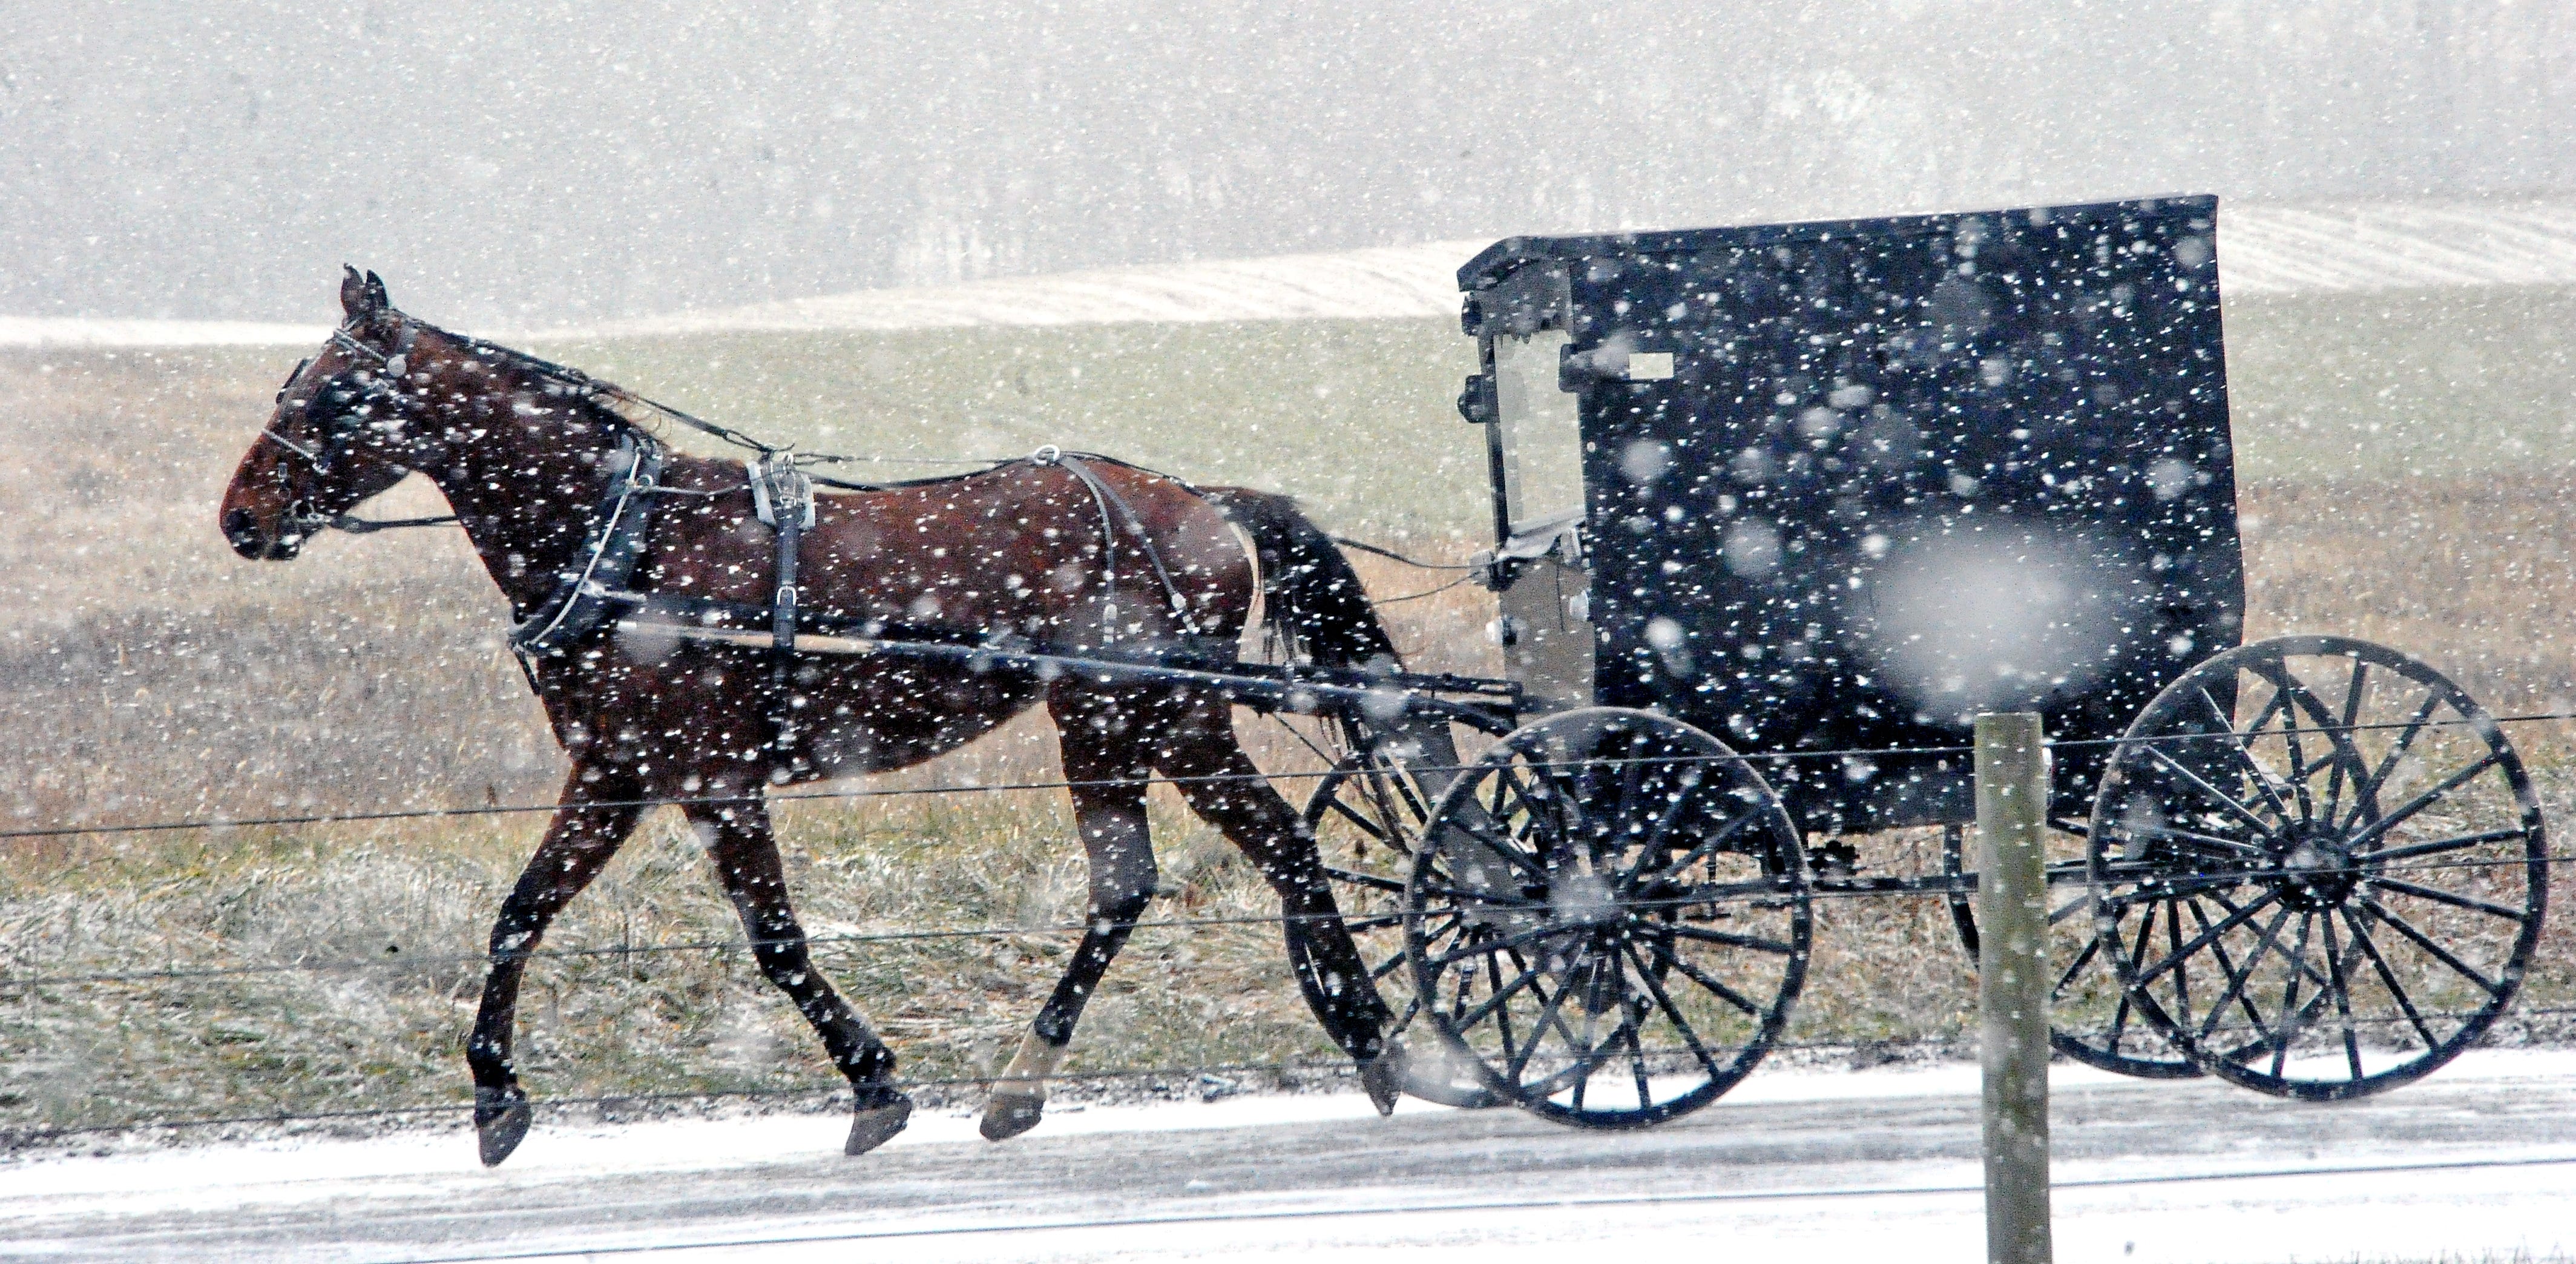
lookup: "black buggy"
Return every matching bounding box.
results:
[1295,195,2551,1128]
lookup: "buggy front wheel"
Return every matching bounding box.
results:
[1404,708,1810,1129]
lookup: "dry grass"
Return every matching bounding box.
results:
[2243,475,2576,719]
[7,284,2576,1139]
[1,792,1352,1135]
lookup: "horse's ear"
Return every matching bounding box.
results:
[340,265,378,323]
[364,270,390,311]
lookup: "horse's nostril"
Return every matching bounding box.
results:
[222,507,271,558]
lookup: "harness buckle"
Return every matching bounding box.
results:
[748,453,815,530]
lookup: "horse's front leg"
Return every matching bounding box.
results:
[981,708,1158,1141]
[684,794,912,1156]
[466,762,648,1167]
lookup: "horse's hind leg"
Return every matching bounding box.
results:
[466,763,649,1167]
[685,796,912,1156]
[981,704,1158,1141]
[1153,699,1403,1111]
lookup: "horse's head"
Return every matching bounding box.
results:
[220,267,433,560]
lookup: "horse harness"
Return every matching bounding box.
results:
[268,315,1224,753]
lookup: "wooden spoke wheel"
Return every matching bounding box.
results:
[2089,636,2548,1100]
[1941,823,2205,1079]
[1300,713,1510,1109]
[1403,708,1811,1129]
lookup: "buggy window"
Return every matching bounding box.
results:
[1492,329,1584,541]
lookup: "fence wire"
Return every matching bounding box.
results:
[8,709,2571,848]
[5,709,2574,1143]
[4,837,2567,992]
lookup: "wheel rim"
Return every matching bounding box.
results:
[2090,636,2548,1099]
[1940,825,2204,1079]
[1405,709,1811,1128]
[1300,715,1508,1109]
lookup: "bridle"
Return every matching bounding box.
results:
[261,321,459,536]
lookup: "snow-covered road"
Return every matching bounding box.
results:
[8,1052,2575,1263]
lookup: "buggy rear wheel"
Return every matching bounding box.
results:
[1299,714,1510,1109]
[2089,636,2548,1100]
[1940,823,2204,1079]
[1404,708,1811,1129]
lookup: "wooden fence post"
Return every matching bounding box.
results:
[1976,711,2053,1264]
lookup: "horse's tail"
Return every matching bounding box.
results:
[1202,487,1398,671]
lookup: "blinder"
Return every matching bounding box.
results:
[274,357,312,405]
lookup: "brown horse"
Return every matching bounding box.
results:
[219,269,1405,1165]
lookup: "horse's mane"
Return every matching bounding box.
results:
[394,315,655,443]
[395,315,985,488]
[383,312,1036,493]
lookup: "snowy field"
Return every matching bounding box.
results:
[8,1050,2576,1262]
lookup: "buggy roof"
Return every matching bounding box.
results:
[1457,195,2218,292]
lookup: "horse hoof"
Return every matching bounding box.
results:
[1360,1047,1407,1117]
[845,1098,913,1157]
[475,1085,533,1168]
[979,1091,1046,1141]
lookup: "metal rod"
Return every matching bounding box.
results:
[620,621,879,656]
[1976,711,2054,1264]
[614,618,1506,723]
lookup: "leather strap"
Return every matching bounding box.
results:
[747,453,815,658]
[772,521,801,656]
[509,430,663,659]
[746,452,816,750]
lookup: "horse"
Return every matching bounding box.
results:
[218,268,1408,1165]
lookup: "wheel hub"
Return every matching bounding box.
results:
[1545,870,1620,927]
[2267,820,2360,910]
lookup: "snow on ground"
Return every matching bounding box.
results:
[10,200,2576,349]
[8,1050,2575,1263]
[8,1054,2150,1211]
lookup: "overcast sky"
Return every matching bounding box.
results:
[5,0,2571,324]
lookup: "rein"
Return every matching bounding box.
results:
[265,314,1331,697]
[326,512,467,535]
[270,317,1010,545]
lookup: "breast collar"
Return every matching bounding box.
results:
[510,429,665,659]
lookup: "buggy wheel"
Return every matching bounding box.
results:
[1941,823,2204,1079]
[1405,708,1810,1129]
[2091,636,2548,1100]
[1300,714,1510,1110]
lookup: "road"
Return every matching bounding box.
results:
[8,1051,2575,1263]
